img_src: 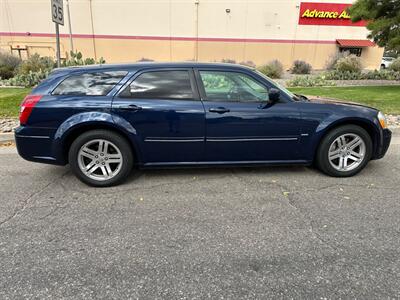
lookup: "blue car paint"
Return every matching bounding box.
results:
[14,62,391,168]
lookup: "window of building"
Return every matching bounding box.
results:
[121,71,194,99]
[199,71,268,102]
[52,71,127,96]
[339,47,362,57]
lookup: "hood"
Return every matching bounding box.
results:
[307,97,378,112]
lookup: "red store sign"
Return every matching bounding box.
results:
[298,2,367,26]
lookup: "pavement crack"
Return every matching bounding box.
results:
[38,204,68,220]
[281,187,345,253]
[0,170,70,228]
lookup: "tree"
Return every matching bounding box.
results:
[348,0,400,51]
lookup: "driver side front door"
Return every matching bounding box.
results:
[196,69,303,163]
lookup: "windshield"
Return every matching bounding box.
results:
[254,70,296,100]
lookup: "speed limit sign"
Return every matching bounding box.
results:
[51,0,64,25]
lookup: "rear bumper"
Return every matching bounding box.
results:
[373,128,391,160]
[14,126,66,165]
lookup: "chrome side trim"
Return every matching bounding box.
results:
[32,156,56,161]
[144,137,298,142]
[207,137,298,142]
[15,135,51,139]
[145,138,204,143]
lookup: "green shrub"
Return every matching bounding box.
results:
[0,51,21,79]
[62,51,105,67]
[389,58,400,72]
[239,61,256,68]
[0,66,15,80]
[0,70,49,87]
[17,54,54,75]
[286,75,335,87]
[324,70,363,80]
[363,69,400,80]
[325,51,350,70]
[324,69,400,81]
[334,55,362,73]
[221,59,236,64]
[258,60,284,79]
[291,60,312,74]
[0,51,106,86]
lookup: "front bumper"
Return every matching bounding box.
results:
[373,128,391,160]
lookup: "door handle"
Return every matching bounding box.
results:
[118,104,143,111]
[209,107,230,114]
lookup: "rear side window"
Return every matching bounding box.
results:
[121,70,193,99]
[52,71,127,96]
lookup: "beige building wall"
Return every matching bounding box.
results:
[0,0,384,69]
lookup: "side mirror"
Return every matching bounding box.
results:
[268,88,280,104]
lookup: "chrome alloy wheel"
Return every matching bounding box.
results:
[328,133,366,172]
[77,139,123,181]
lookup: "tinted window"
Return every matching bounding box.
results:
[199,71,268,102]
[123,71,193,99]
[53,71,127,96]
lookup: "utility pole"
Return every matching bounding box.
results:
[55,23,61,67]
[194,0,199,61]
[66,0,74,52]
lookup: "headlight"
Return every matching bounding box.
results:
[377,111,388,129]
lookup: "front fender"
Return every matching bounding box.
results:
[309,116,380,160]
[52,111,142,164]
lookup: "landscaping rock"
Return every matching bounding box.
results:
[387,115,400,128]
[0,119,19,133]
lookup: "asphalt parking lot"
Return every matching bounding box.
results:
[0,134,399,299]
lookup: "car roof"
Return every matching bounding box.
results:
[51,62,255,74]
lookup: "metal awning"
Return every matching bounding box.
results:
[336,39,375,47]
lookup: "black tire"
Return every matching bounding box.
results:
[68,129,133,187]
[316,125,372,177]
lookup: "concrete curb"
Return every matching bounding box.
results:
[0,133,14,146]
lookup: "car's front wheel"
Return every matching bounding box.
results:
[69,130,133,187]
[316,125,372,177]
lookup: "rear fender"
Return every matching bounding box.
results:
[52,112,143,164]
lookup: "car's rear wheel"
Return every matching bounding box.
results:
[316,125,372,177]
[69,130,133,187]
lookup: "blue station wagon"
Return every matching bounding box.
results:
[15,63,391,186]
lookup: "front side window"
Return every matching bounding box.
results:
[199,71,268,102]
[53,71,127,96]
[122,70,193,99]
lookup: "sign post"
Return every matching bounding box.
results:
[51,0,64,67]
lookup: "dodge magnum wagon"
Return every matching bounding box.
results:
[15,63,392,186]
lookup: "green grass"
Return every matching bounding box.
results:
[0,88,31,118]
[288,85,400,114]
[0,85,400,118]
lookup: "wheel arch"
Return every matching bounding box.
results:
[313,118,380,161]
[53,113,142,165]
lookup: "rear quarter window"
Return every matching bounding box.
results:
[52,71,127,96]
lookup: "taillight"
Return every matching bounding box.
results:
[19,95,42,125]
